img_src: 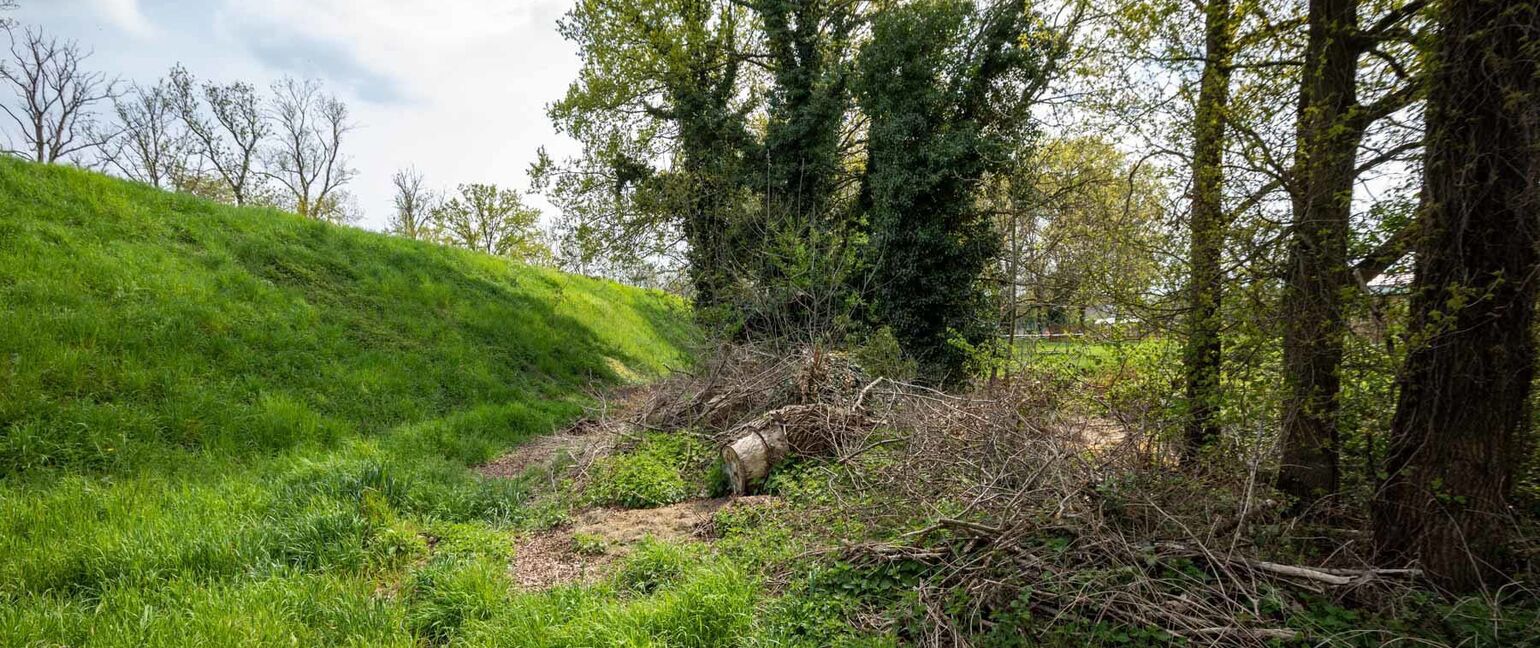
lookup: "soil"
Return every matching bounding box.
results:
[477,387,649,480]
[477,423,616,479]
[510,496,779,590]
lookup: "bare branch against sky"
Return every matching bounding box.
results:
[0,26,118,163]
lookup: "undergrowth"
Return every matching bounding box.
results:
[4,159,1534,646]
[583,431,714,508]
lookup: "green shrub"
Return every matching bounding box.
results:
[584,432,709,508]
[852,326,917,381]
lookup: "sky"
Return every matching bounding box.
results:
[9,0,582,231]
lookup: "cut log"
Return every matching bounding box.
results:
[722,423,789,495]
[720,403,876,494]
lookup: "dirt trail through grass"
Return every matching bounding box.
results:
[478,388,781,590]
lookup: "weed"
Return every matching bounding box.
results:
[584,431,710,508]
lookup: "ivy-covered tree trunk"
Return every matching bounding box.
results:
[743,0,856,335]
[1182,0,1235,461]
[667,1,753,310]
[1277,0,1361,503]
[755,0,851,227]
[544,0,753,310]
[677,91,749,309]
[856,0,1029,384]
[1372,0,1539,591]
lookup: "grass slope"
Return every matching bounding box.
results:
[0,158,703,646]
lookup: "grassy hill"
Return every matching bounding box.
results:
[0,158,702,645]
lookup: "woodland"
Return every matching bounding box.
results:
[1,0,1537,645]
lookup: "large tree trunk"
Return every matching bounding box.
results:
[1277,0,1362,503]
[1182,0,1235,461]
[1372,0,1539,591]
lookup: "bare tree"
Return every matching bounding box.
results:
[0,1,17,30]
[99,76,192,189]
[389,166,437,240]
[262,77,355,219]
[170,65,269,205]
[311,189,363,226]
[0,27,117,163]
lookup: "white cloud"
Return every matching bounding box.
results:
[93,0,155,38]
[13,0,583,232]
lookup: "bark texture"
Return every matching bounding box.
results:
[1278,0,1362,502]
[1372,0,1539,591]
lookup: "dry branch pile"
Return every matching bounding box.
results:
[617,344,1445,646]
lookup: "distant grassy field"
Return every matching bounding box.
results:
[0,159,723,646]
[1013,335,1171,375]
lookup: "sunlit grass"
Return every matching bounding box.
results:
[1014,335,1172,374]
[0,158,699,645]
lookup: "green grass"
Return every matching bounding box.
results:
[0,158,701,646]
[584,431,716,509]
[1013,336,1174,376]
[1015,337,1117,371]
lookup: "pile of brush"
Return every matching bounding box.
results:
[615,343,1437,646]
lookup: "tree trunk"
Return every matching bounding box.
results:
[1372,0,1539,591]
[1278,0,1362,504]
[1182,0,1235,462]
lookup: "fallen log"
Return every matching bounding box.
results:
[720,403,875,494]
[722,418,790,495]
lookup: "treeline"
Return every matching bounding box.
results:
[385,168,549,263]
[541,0,1539,591]
[536,0,1111,383]
[0,16,553,263]
[0,25,363,223]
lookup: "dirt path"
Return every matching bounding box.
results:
[477,389,781,590]
[509,496,777,590]
[477,423,616,479]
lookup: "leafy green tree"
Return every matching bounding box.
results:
[734,0,862,338]
[749,0,858,235]
[855,0,1062,383]
[433,183,548,262]
[543,0,756,308]
[992,136,1170,337]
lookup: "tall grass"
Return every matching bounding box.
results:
[0,158,702,645]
